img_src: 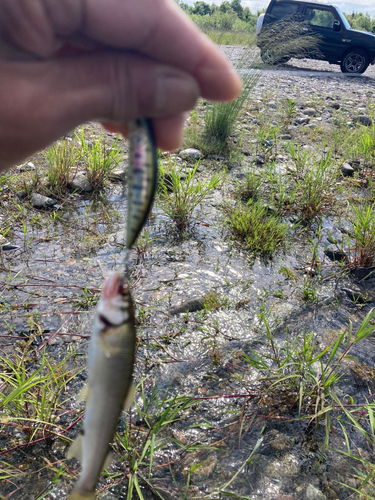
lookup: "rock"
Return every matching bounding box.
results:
[305,123,317,130]
[265,139,273,147]
[265,453,300,478]
[69,172,93,193]
[304,108,317,116]
[268,431,294,451]
[179,148,202,159]
[341,287,372,304]
[324,246,347,262]
[330,102,340,110]
[254,155,265,165]
[230,162,241,169]
[294,116,310,125]
[31,193,56,208]
[341,163,354,177]
[306,484,327,500]
[268,101,277,108]
[352,267,375,280]
[109,164,127,182]
[354,115,372,127]
[19,162,36,172]
[168,297,205,315]
[280,134,292,140]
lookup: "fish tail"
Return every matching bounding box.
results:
[67,490,96,500]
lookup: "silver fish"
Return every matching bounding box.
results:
[67,272,136,500]
[126,118,158,249]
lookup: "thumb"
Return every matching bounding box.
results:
[0,51,199,169]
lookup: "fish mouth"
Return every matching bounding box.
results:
[101,273,125,301]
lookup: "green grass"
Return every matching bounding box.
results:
[158,161,222,231]
[205,30,256,45]
[77,129,123,191]
[236,168,263,203]
[46,140,81,195]
[348,201,375,267]
[226,201,289,255]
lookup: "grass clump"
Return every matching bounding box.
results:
[78,130,123,191]
[226,201,289,255]
[348,201,375,267]
[46,140,81,195]
[158,162,222,231]
[236,169,263,202]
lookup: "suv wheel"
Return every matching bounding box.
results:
[340,49,369,74]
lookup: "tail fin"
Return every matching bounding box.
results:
[67,491,96,500]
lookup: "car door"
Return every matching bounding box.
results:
[302,6,342,61]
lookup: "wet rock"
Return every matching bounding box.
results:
[304,108,317,116]
[168,296,205,315]
[324,246,347,262]
[354,115,372,127]
[341,287,372,304]
[31,193,56,208]
[265,453,300,477]
[306,484,327,500]
[69,172,93,192]
[268,430,294,451]
[340,163,354,177]
[352,266,375,280]
[109,163,127,182]
[280,134,292,140]
[179,148,202,159]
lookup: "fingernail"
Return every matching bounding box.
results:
[155,67,200,115]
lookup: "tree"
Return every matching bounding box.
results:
[219,1,232,14]
[231,0,243,19]
[192,1,211,16]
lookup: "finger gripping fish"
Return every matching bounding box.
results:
[126,118,158,249]
[67,273,136,500]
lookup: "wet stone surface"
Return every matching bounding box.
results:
[1,51,375,499]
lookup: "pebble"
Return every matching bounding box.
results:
[304,107,317,116]
[324,246,347,262]
[19,162,36,172]
[340,163,354,176]
[69,172,93,192]
[109,165,127,182]
[352,266,375,280]
[268,101,277,108]
[305,484,327,500]
[354,115,372,127]
[179,148,202,159]
[294,116,310,125]
[280,134,292,140]
[168,296,205,315]
[31,193,56,208]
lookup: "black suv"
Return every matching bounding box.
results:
[256,0,375,74]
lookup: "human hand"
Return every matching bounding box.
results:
[0,0,242,171]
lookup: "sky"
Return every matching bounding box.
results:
[184,0,375,16]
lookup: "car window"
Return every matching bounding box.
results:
[305,8,335,29]
[269,2,299,20]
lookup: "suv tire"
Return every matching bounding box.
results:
[340,48,369,74]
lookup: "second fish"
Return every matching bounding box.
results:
[126,118,158,249]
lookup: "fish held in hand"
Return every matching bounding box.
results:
[67,272,136,500]
[126,118,158,249]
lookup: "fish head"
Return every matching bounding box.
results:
[96,273,133,328]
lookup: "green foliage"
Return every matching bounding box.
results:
[158,162,222,231]
[46,140,81,195]
[345,11,375,33]
[226,201,289,255]
[236,169,263,202]
[77,129,123,191]
[348,201,375,267]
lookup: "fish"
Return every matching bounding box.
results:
[126,118,158,249]
[67,272,136,500]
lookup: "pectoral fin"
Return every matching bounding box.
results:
[67,434,83,462]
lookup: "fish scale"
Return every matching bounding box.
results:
[126,118,158,250]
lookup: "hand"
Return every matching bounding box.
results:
[0,0,242,170]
